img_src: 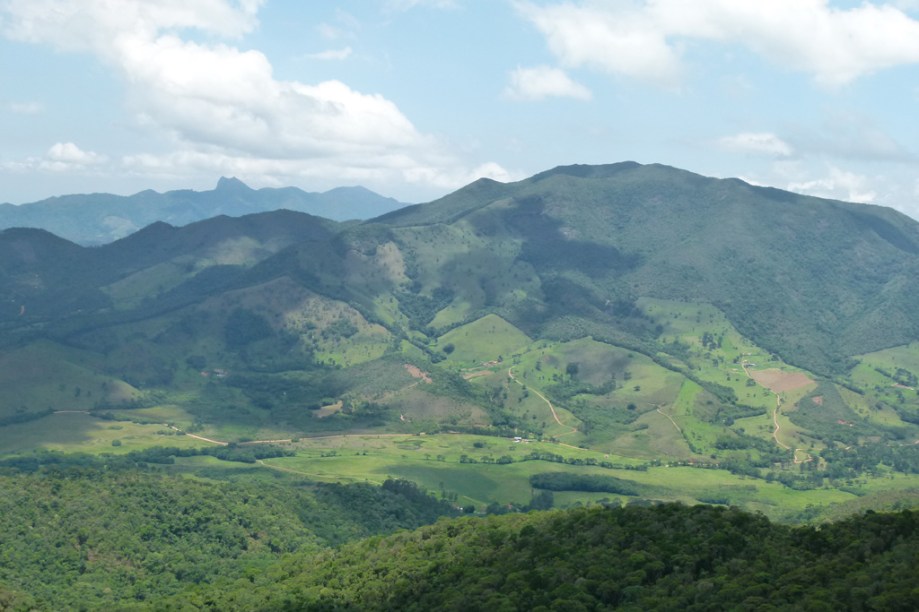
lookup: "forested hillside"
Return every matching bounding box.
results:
[177,503,919,611]
[0,463,455,610]
[2,458,915,611]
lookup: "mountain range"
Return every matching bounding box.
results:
[2,161,918,520]
[6,162,918,369]
[0,177,406,245]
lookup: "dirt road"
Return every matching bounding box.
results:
[741,362,812,464]
[167,426,228,446]
[655,405,682,434]
[507,366,578,436]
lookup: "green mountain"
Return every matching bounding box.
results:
[0,177,405,245]
[2,162,919,522]
[1,209,339,326]
[377,162,919,373]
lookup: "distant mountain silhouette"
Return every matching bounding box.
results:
[0,178,406,245]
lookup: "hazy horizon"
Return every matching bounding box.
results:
[2,1,919,217]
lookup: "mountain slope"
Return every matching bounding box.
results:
[6,162,919,376]
[2,162,919,514]
[0,209,339,331]
[0,178,404,245]
[376,162,919,373]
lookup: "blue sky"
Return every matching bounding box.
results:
[2,1,919,219]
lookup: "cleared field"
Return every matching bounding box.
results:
[610,409,694,460]
[2,292,916,525]
[856,341,919,374]
[747,368,815,393]
[439,314,532,365]
[849,343,919,419]
[0,341,140,419]
[106,404,198,427]
[4,414,916,523]
[261,434,915,521]
[0,412,206,454]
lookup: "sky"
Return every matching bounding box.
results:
[2,0,919,219]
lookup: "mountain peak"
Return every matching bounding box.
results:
[529,161,643,182]
[215,176,251,192]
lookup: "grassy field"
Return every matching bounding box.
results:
[3,301,919,523]
[439,314,532,366]
[0,341,141,420]
[2,410,917,522]
[850,343,919,422]
[253,432,918,522]
[0,412,206,454]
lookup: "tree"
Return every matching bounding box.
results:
[224,308,273,348]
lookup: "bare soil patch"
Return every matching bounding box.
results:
[404,364,432,384]
[314,400,343,419]
[748,368,815,393]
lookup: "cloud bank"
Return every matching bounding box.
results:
[1,0,507,193]
[518,0,919,87]
[718,132,794,157]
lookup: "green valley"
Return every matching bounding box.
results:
[2,163,919,608]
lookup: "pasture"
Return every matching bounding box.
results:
[0,412,205,454]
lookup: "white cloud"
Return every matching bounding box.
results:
[792,112,912,162]
[718,132,794,157]
[787,166,878,203]
[306,46,353,61]
[46,142,107,166]
[316,11,361,41]
[120,149,517,195]
[0,142,108,173]
[893,0,919,14]
[0,0,504,195]
[316,23,343,40]
[518,0,919,87]
[504,65,592,100]
[518,2,681,86]
[719,115,910,173]
[7,101,43,114]
[1,0,263,51]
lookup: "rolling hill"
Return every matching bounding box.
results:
[1,161,918,521]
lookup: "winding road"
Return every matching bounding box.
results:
[655,405,682,434]
[507,366,578,437]
[167,425,228,446]
[740,362,812,464]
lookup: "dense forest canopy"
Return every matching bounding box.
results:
[1,459,916,611]
[0,463,456,610]
[174,503,919,610]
